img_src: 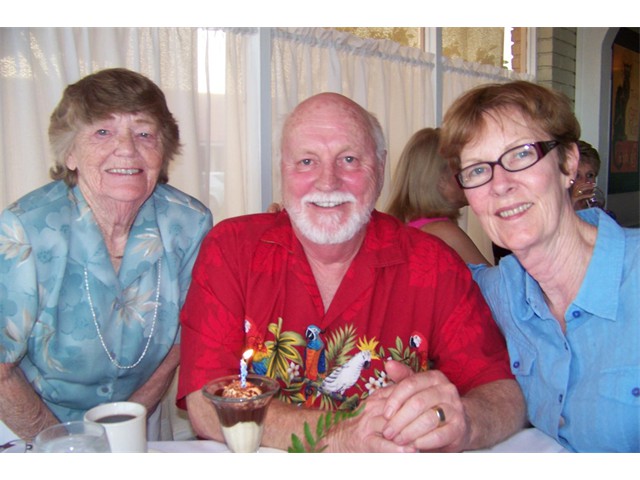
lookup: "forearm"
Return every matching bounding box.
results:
[128,345,180,416]
[0,362,59,441]
[460,378,527,451]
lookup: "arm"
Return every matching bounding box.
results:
[0,362,59,441]
[0,210,58,440]
[375,360,526,452]
[127,344,180,417]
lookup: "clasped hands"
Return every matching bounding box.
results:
[325,359,469,453]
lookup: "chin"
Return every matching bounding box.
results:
[292,209,370,245]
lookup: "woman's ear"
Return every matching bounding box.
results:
[564,142,580,188]
[65,150,77,171]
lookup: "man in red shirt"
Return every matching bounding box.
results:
[178,92,526,452]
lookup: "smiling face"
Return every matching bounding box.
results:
[66,112,164,210]
[460,108,577,254]
[281,94,385,246]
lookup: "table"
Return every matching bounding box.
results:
[148,427,568,453]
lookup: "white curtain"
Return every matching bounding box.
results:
[441,56,535,262]
[270,27,436,209]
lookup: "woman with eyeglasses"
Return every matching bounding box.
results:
[439,81,639,453]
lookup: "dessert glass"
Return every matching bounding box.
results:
[202,373,280,453]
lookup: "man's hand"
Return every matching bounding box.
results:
[373,360,470,452]
[321,388,418,453]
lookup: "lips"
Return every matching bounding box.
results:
[497,203,532,218]
[106,168,142,175]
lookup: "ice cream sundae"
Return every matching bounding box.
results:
[202,374,280,453]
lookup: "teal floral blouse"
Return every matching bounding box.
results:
[0,181,212,422]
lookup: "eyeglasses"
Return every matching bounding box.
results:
[456,141,559,189]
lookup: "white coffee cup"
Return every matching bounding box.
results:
[84,401,147,453]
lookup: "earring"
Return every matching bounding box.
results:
[569,179,575,186]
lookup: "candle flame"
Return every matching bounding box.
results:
[242,349,254,361]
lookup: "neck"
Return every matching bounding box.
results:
[514,213,597,329]
[297,229,366,311]
[79,185,142,262]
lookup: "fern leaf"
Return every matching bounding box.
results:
[288,434,305,453]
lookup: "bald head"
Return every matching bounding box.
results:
[281,93,386,165]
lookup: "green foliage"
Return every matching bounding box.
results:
[287,406,363,453]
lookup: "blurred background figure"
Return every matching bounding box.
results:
[571,140,606,211]
[386,128,490,265]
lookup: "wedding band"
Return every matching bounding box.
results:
[433,406,446,427]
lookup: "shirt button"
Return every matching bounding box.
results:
[513,361,520,369]
[558,393,564,403]
[632,387,640,397]
[572,310,581,318]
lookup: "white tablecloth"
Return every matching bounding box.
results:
[148,427,567,453]
[469,427,568,453]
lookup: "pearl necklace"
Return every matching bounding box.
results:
[83,258,161,369]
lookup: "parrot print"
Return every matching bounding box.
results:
[409,331,429,372]
[304,324,326,381]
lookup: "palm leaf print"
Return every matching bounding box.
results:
[324,324,357,367]
[265,317,305,380]
[131,228,163,257]
[387,336,419,370]
[0,221,31,262]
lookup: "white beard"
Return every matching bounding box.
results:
[286,192,372,245]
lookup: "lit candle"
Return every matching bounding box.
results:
[240,349,254,388]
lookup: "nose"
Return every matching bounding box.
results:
[114,131,136,156]
[489,163,516,195]
[315,162,341,191]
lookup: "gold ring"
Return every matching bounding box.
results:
[433,406,446,427]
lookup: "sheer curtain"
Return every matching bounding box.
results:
[270,27,436,208]
[441,56,535,261]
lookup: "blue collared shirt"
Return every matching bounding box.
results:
[471,208,639,452]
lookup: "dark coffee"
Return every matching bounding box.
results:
[96,414,136,424]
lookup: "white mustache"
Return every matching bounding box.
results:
[302,192,356,207]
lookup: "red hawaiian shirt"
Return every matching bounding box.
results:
[177,210,512,411]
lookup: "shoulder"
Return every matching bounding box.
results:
[153,184,212,220]
[4,181,71,218]
[203,211,285,250]
[470,255,525,302]
[2,182,75,237]
[420,218,458,237]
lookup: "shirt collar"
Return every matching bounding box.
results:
[572,209,623,321]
